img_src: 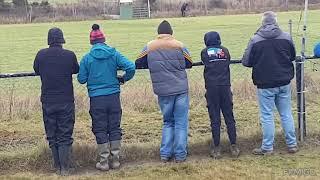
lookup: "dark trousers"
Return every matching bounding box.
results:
[42,102,75,148]
[205,86,237,146]
[181,10,186,17]
[89,93,122,144]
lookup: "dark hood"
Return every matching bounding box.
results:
[204,31,221,46]
[48,27,65,45]
[256,24,282,39]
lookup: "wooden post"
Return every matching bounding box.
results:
[204,0,208,15]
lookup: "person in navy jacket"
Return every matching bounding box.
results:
[201,31,240,159]
[34,27,79,176]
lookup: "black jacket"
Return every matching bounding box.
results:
[33,45,79,103]
[201,31,231,88]
[242,24,296,89]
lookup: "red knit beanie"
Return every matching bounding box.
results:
[90,24,106,45]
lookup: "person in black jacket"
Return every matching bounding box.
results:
[201,31,240,159]
[33,27,79,176]
[181,2,189,17]
[242,11,298,155]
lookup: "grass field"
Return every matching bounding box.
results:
[1,10,320,179]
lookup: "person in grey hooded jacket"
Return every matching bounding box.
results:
[242,11,298,155]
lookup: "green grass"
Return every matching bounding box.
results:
[1,11,320,179]
[1,10,320,73]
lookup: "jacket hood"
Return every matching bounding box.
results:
[48,27,65,45]
[204,31,221,46]
[90,43,115,60]
[256,24,282,39]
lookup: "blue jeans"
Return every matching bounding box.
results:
[158,93,189,161]
[257,84,297,151]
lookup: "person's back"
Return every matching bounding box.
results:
[34,33,79,103]
[78,43,133,97]
[242,13,296,89]
[136,21,192,96]
[147,36,191,96]
[33,27,79,176]
[201,31,231,87]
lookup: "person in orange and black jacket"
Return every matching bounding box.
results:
[136,20,192,163]
[201,31,240,159]
[33,27,79,176]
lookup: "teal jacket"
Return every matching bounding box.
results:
[78,43,135,97]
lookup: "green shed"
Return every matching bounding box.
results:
[120,0,133,20]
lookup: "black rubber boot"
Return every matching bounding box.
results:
[58,146,72,176]
[50,146,60,174]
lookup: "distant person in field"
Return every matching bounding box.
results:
[135,20,193,163]
[242,11,298,155]
[314,42,320,57]
[77,24,135,171]
[33,27,79,176]
[201,31,240,159]
[181,2,189,17]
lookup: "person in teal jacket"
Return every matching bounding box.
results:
[78,24,135,171]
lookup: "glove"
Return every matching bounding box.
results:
[117,75,125,85]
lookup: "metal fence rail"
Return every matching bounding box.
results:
[1,56,319,143]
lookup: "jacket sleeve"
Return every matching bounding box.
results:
[72,53,80,74]
[182,46,192,69]
[200,48,207,65]
[116,51,136,81]
[242,38,254,67]
[77,56,89,84]
[225,47,231,61]
[33,52,40,75]
[135,46,148,69]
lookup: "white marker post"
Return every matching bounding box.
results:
[147,0,151,18]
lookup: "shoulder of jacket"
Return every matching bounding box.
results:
[251,34,264,44]
[63,49,76,55]
[220,45,229,51]
[278,31,292,41]
[82,53,91,61]
[174,39,184,47]
[37,48,49,54]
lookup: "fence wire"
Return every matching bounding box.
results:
[0,63,254,121]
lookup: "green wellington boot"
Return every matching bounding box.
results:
[96,143,110,171]
[110,140,121,169]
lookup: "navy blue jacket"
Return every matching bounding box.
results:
[201,31,231,88]
[34,45,79,103]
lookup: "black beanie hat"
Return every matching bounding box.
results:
[48,27,65,45]
[157,20,173,35]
